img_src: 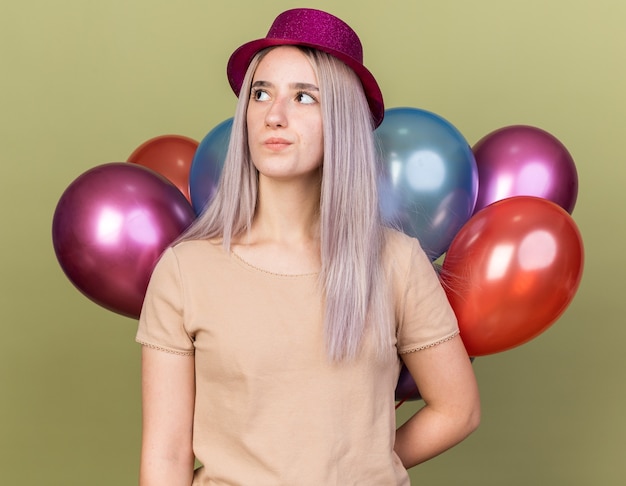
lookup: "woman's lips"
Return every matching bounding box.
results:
[264,138,292,150]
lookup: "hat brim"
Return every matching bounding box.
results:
[227,38,385,128]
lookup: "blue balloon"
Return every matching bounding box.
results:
[375,108,478,260]
[189,118,233,214]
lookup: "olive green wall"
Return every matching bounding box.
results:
[1,0,624,484]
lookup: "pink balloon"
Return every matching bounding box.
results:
[472,125,578,214]
[52,163,196,318]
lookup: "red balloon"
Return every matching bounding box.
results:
[473,125,578,214]
[128,135,199,203]
[52,163,196,319]
[441,196,584,356]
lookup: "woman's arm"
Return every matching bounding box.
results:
[394,335,480,468]
[139,346,196,486]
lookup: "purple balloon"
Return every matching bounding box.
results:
[473,125,578,214]
[52,163,196,318]
[395,364,422,402]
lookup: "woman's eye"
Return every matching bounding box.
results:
[252,89,270,101]
[296,92,316,104]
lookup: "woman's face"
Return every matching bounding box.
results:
[246,46,324,183]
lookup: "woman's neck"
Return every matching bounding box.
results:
[251,174,321,244]
[231,174,322,275]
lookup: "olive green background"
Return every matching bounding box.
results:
[1,0,624,484]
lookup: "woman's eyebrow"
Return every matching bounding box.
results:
[251,80,319,91]
[292,82,319,91]
[251,80,271,88]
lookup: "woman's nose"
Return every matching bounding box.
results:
[264,98,288,128]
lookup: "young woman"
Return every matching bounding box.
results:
[136,8,480,485]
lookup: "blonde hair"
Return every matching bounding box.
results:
[181,47,390,360]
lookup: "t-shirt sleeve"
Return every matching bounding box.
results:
[396,239,459,354]
[135,247,195,355]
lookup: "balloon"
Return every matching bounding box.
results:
[472,125,578,214]
[128,134,199,203]
[52,163,196,319]
[376,107,478,260]
[395,364,422,402]
[189,118,232,214]
[441,196,584,356]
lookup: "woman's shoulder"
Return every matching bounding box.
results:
[150,238,231,284]
[382,227,422,258]
[168,238,227,262]
[381,227,435,280]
